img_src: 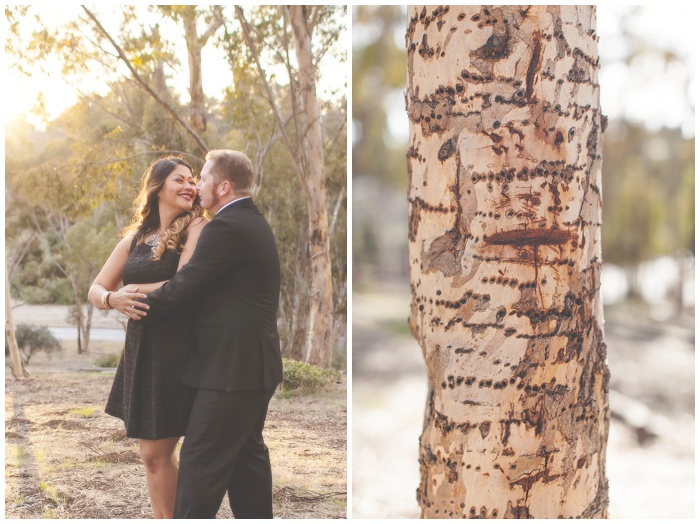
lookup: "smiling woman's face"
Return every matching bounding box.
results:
[158,164,197,212]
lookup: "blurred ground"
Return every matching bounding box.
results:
[352,281,694,519]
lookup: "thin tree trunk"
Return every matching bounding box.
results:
[407,6,609,518]
[184,16,206,132]
[291,220,310,361]
[289,6,334,368]
[182,6,223,133]
[236,6,335,367]
[151,26,170,98]
[83,301,93,352]
[5,266,28,378]
[64,278,94,354]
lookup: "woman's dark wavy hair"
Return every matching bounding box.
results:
[121,156,203,260]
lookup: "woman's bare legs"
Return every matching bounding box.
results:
[139,437,181,519]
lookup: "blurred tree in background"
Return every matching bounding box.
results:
[602,123,694,297]
[5,5,347,366]
[352,6,410,282]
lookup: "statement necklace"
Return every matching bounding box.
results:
[147,232,161,249]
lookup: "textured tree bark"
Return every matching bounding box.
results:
[182,7,223,133]
[289,5,334,368]
[406,6,609,518]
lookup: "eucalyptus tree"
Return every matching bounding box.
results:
[407,6,609,518]
[234,5,347,367]
[156,6,224,133]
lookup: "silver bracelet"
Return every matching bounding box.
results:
[101,291,113,309]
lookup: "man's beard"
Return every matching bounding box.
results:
[207,186,220,212]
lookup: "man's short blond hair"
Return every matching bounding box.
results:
[205,149,254,194]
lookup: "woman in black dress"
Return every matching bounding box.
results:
[88,156,208,518]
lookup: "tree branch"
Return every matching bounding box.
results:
[235,6,310,198]
[73,86,143,131]
[54,149,205,170]
[329,185,345,237]
[81,5,210,155]
[8,233,38,281]
[200,5,224,44]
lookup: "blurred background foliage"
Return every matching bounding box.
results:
[352,5,694,313]
[5,5,347,367]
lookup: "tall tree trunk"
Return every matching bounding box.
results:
[67,279,92,354]
[84,302,93,352]
[5,267,28,378]
[291,222,311,362]
[289,6,334,368]
[180,6,223,133]
[184,18,207,132]
[151,25,170,97]
[406,6,609,518]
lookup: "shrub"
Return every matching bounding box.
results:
[332,344,347,371]
[7,324,63,364]
[281,358,341,394]
[95,353,121,368]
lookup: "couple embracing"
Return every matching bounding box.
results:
[89,150,283,519]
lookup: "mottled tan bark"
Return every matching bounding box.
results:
[406,6,609,518]
[5,267,28,378]
[181,6,223,133]
[289,5,334,368]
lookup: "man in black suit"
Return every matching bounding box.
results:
[140,149,283,518]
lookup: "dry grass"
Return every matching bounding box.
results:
[5,343,347,519]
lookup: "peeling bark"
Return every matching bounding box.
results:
[289,6,334,368]
[181,6,223,133]
[407,6,609,518]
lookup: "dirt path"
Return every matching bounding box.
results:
[5,354,347,519]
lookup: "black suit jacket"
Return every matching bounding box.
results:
[143,198,283,391]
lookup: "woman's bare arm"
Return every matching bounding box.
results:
[94,217,210,320]
[88,233,149,320]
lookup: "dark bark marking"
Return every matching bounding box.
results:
[500,417,521,445]
[418,33,436,60]
[510,468,562,492]
[484,228,573,247]
[438,135,457,162]
[508,504,530,519]
[408,198,422,242]
[525,32,543,103]
[554,130,565,147]
[478,421,491,438]
[472,28,513,62]
[434,410,471,434]
[446,458,459,483]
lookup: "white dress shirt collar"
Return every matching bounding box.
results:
[216,196,251,215]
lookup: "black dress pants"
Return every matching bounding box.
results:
[174,386,277,519]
